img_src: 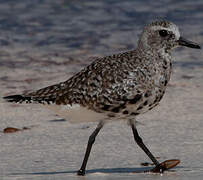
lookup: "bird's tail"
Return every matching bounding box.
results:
[3,94,56,104]
[3,83,62,104]
[3,94,32,103]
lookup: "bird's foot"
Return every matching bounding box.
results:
[77,169,86,176]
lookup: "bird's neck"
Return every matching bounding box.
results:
[158,48,171,60]
[137,44,171,60]
[137,37,172,60]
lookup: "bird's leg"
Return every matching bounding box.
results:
[130,120,166,173]
[77,121,104,176]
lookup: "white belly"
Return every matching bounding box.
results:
[45,104,109,124]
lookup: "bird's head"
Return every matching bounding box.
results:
[138,20,201,53]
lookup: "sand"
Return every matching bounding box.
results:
[0,0,203,179]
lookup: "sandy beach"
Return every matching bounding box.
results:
[0,0,203,179]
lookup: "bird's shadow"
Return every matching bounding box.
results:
[10,167,158,176]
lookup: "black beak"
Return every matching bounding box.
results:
[178,37,201,49]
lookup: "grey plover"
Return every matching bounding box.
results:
[3,20,201,175]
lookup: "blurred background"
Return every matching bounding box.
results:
[0,1,203,179]
[0,0,202,93]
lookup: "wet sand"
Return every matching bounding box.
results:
[0,0,203,179]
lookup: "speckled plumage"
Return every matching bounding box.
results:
[3,20,198,122]
[3,20,201,175]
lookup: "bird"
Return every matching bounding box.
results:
[3,20,201,175]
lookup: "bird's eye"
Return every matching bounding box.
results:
[159,30,168,37]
